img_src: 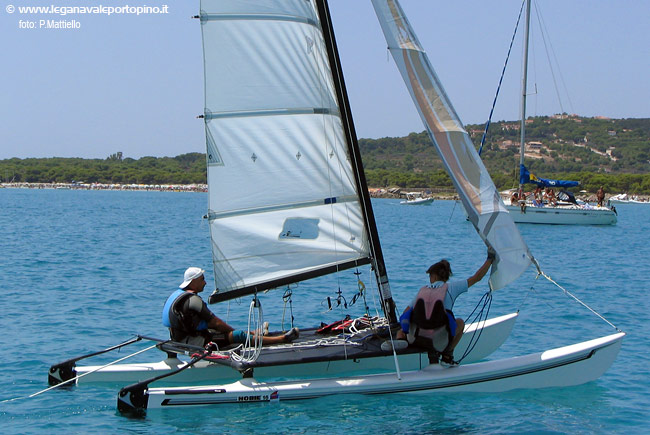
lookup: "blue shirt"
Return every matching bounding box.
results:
[410,279,468,310]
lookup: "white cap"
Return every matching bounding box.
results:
[180,267,205,289]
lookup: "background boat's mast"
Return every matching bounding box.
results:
[316,0,396,323]
[519,0,531,192]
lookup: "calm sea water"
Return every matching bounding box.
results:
[0,188,648,434]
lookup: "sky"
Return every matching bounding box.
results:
[1,0,648,159]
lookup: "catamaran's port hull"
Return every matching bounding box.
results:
[506,205,617,225]
[68,313,517,385]
[120,332,623,412]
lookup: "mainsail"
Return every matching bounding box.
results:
[371,0,534,289]
[200,0,391,306]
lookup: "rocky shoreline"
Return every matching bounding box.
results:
[2,182,647,202]
[1,182,207,192]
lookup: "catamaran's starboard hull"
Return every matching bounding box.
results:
[70,313,517,385]
[506,205,617,225]
[118,332,624,412]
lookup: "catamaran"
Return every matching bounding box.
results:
[45,0,623,414]
[501,0,617,225]
[48,0,516,392]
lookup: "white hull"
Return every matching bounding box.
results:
[506,204,617,225]
[400,198,434,205]
[73,313,517,385]
[610,199,649,204]
[128,332,623,411]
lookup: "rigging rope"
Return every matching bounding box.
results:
[231,296,264,363]
[533,1,574,115]
[457,292,493,364]
[281,287,295,331]
[478,0,527,156]
[350,269,371,320]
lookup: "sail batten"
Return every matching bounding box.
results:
[207,194,359,221]
[372,0,533,290]
[204,107,340,120]
[200,13,317,26]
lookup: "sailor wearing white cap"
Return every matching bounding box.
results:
[162,267,299,347]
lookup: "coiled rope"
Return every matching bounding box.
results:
[230,296,264,363]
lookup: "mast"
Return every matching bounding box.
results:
[315,0,396,323]
[518,0,531,192]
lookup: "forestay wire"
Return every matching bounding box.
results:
[540,270,621,332]
[459,263,621,364]
[478,0,527,156]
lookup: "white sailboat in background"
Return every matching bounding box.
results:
[503,0,617,225]
[45,0,623,414]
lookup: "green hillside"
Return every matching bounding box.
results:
[360,115,650,193]
[2,116,650,193]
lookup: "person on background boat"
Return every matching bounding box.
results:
[396,251,495,364]
[517,189,527,212]
[546,187,557,206]
[162,267,299,348]
[510,191,519,205]
[533,186,543,207]
[597,186,605,207]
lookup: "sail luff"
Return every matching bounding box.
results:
[372,0,533,290]
[315,0,396,322]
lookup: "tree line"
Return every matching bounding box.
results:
[3,116,649,194]
[0,153,206,185]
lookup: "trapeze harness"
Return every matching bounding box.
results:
[162,289,210,343]
[404,284,456,353]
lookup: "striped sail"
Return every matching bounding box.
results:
[200,0,372,302]
[371,0,533,290]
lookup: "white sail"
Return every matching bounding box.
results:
[200,0,371,300]
[371,0,534,290]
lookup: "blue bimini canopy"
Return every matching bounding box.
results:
[520,164,579,188]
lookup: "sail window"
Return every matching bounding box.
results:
[205,127,224,166]
[279,218,319,240]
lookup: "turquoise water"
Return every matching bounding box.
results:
[0,188,647,433]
